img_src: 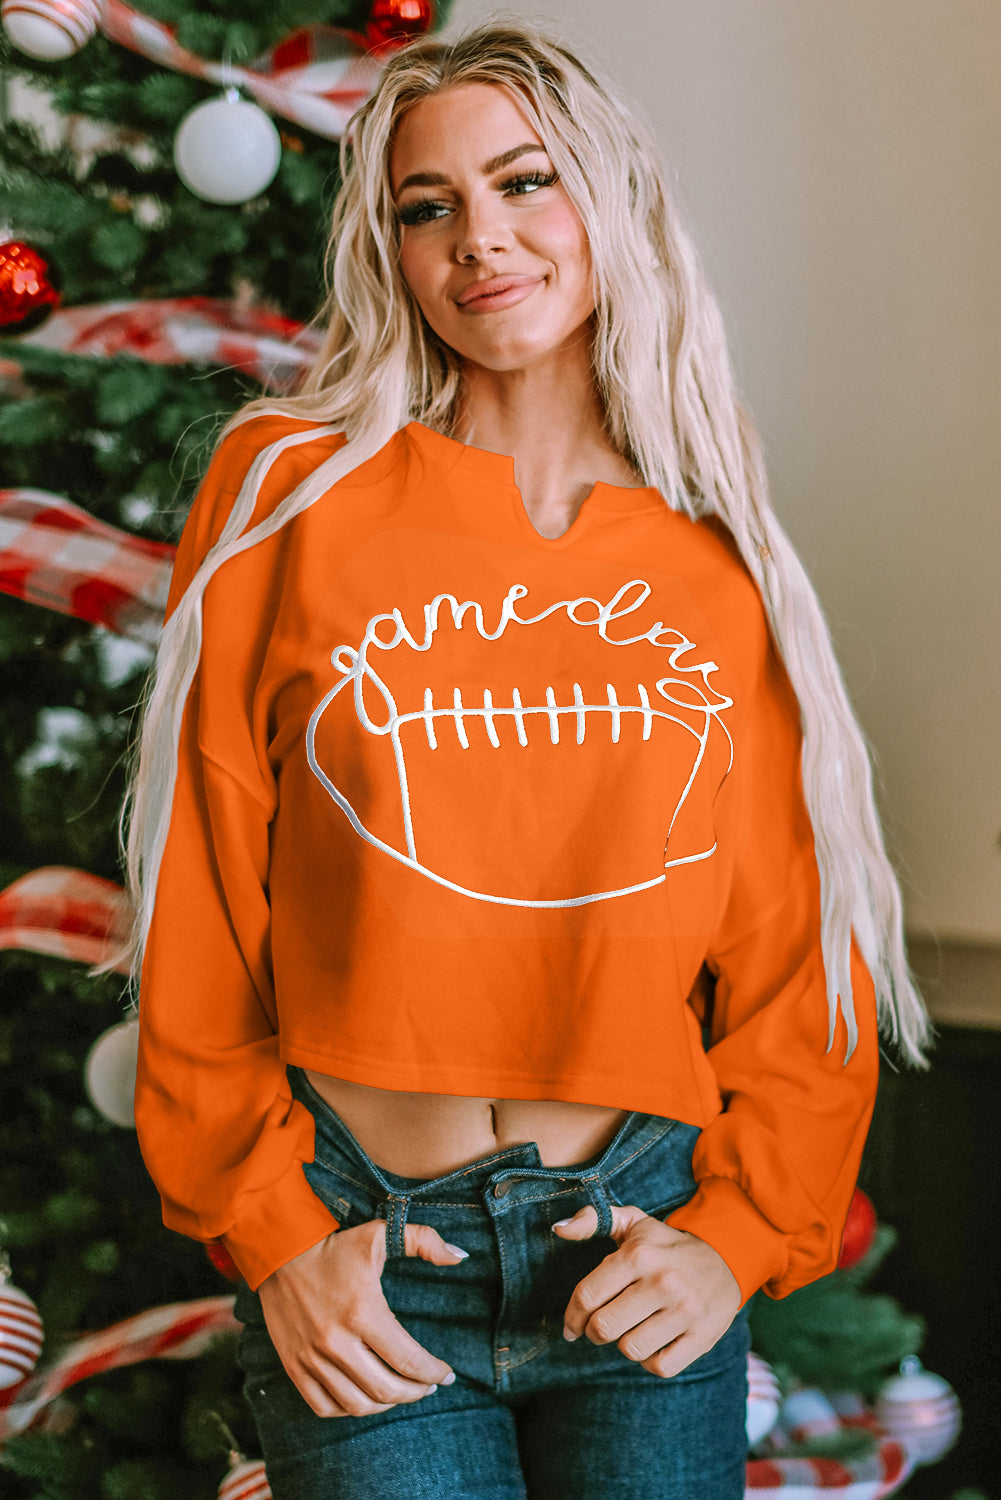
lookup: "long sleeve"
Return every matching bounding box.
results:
[665,604,880,1308]
[133,418,343,1290]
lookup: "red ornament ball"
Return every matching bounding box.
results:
[365,0,434,52]
[205,1240,243,1284]
[837,1186,878,1269]
[0,240,62,334]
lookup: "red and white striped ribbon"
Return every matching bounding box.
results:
[0,867,132,972]
[0,1296,239,1441]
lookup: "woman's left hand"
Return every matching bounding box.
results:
[553,1204,742,1377]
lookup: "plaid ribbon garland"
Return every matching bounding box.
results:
[0,487,175,645]
[2,297,325,639]
[0,867,132,971]
[99,1,385,141]
[12,297,325,394]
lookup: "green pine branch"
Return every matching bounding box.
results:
[747,1228,927,1398]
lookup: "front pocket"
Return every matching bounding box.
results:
[606,1183,700,1220]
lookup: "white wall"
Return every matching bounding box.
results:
[443,0,1001,942]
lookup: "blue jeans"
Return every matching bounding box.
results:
[234,1064,751,1498]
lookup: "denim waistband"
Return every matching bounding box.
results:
[288,1064,684,1206]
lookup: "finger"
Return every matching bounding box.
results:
[552,1202,652,1242]
[291,1364,379,1419]
[578,1285,667,1348]
[364,1305,455,1388]
[292,1366,347,1417]
[562,1254,642,1341]
[642,1329,710,1380]
[613,1304,690,1363]
[309,1342,437,1414]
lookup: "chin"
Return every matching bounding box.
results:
[451,328,577,373]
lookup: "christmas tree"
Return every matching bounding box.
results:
[0,2,450,1493]
[0,4,961,1495]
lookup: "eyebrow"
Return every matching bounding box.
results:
[394,143,549,196]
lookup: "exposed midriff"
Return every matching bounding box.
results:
[303,1068,630,1177]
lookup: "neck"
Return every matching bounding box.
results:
[452,331,639,499]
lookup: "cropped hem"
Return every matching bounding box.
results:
[280,1041,710,1131]
[664,1175,790,1308]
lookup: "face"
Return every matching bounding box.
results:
[388,83,595,372]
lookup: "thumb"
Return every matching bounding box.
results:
[550,1206,596,1237]
[404,1222,470,1265]
[551,1203,648,1242]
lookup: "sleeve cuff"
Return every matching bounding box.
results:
[219,1162,342,1291]
[664,1176,790,1308]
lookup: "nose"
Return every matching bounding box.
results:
[455,197,515,263]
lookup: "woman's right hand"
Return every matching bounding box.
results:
[256,1218,465,1417]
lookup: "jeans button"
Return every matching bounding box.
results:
[493,1179,513,1198]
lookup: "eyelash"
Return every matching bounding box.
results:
[396,170,559,226]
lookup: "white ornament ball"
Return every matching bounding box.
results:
[745,1350,781,1446]
[219,1456,272,1500]
[84,1015,139,1128]
[875,1358,962,1465]
[1,0,99,60]
[174,92,282,205]
[0,1277,44,1389]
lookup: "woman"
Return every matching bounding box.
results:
[117,17,933,1499]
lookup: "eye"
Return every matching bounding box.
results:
[503,169,559,197]
[396,170,559,227]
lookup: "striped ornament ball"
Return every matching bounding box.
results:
[1,0,100,60]
[218,1456,272,1500]
[0,1272,43,1389]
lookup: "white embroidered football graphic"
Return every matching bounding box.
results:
[305,579,734,907]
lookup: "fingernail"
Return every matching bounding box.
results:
[444,1243,469,1259]
[563,1327,578,1341]
[552,1218,573,1229]
[426,1384,437,1393]
[441,1371,457,1385]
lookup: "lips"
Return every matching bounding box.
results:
[456,275,543,305]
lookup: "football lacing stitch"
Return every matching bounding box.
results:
[414,681,692,749]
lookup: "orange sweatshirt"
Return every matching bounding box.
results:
[134,414,879,1301]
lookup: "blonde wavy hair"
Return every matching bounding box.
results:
[104,13,933,1069]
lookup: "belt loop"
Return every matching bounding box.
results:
[381,1195,410,1260]
[587,1178,615,1239]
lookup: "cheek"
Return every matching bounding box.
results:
[398,238,431,304]
[538,203,592,280]
[397,231,457,317]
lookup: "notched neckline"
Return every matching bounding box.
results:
[404,420,664,546]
